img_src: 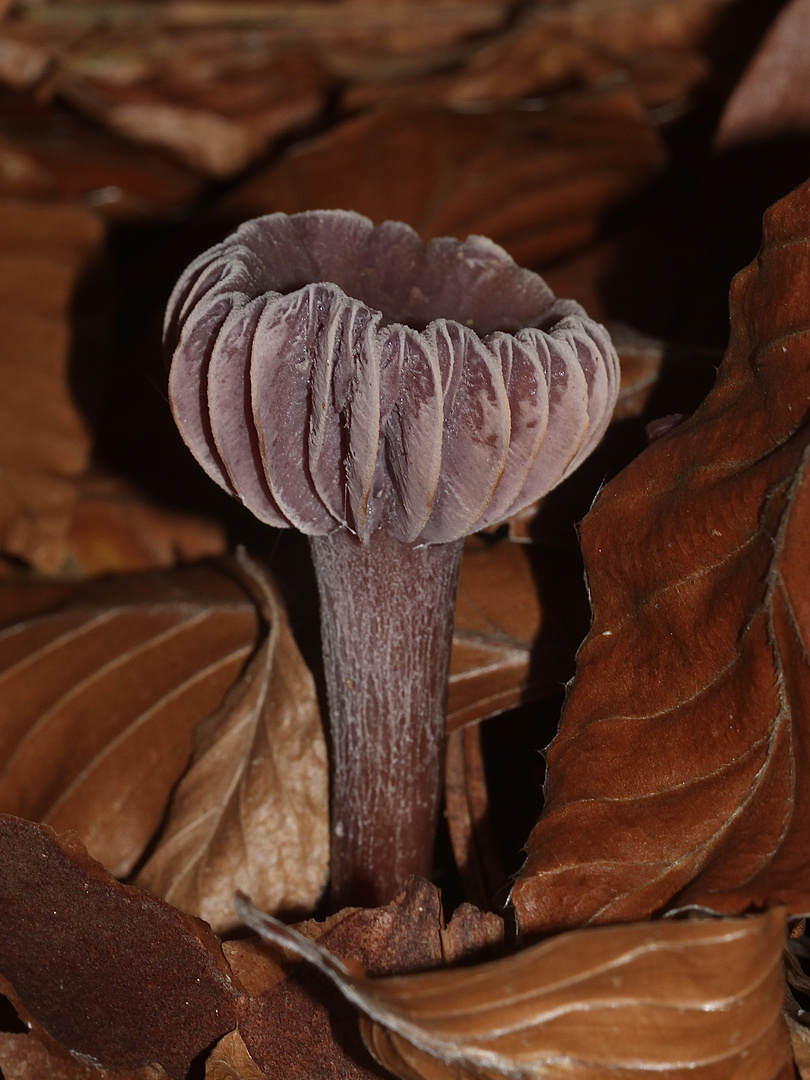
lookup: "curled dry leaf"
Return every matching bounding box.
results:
[0,560,259,877]
[206,1030,266,1080]
[136,552,329,934]
[232,878,502,1080]
[512,177,810,932]
[344,0,731,113]
[449,536,586,732]
[0,1024,169,1080]
[0,198,99,572]
[222,84,664,269]
[238,896,791,1080]
[0,817,240,1080]
[64,468,227,575]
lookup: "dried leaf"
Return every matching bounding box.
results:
[206,1030,266,1080]
[0,817,241,1079]
[0,1026,169,1080]
[222,85,664,269]
[236,879,499,1080]
[344,0,731,113]
[0,560,259,877]
[511,177,810,932]
[450,535,590,728]
[58,49,330,178]
[136,552,329,934]
[238,898,791,1080]
[0,198,100,571]
[716,0,810,149]
[0,92,204,216]
[65,468,227,575]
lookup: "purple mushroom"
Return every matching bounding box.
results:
[165,210,619,909]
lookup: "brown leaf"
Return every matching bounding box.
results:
[0,817,241,1079]
[0,198,100,571]
[344,0,730,113]
[58,48,331,179]
[136,552,329,934]
[65,468,227,575]
[239,898,792,1080]
[206,1030,266,1080]
[0,1025,169,1080]
[221,84,664,269]
[716,0,810,149]
[511,177,810,932]
[236,879,500,1080]
[0,560,259,877]
[787,1015,810,1078]
[449,533,591,731]
[0,92,204,217]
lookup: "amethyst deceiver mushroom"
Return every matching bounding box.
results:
[165,210,619,909]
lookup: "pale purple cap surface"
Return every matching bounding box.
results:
[166,210,619,543]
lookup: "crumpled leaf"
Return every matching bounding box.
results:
[0,3,506,177]
[136,551,329,934]
[345,0,732,113]
[238,897,791,1080]
[715,0,810,149]
[0,1023,169,1080]
[0,198,100,572]
[206,1030,267,1080]
[0,560,259,877]
[222,83,664,269]
[233,878,502,1080]
[0,817,241,1080]
[0,90,204,217]
[787,1016,810,1078]
[511,176,810,933]
[64,467,227,575]
[448,536,587,731]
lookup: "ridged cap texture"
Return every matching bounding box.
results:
[166,210,620,543]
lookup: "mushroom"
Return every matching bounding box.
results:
[165,210,619,909]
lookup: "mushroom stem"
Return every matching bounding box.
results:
[309,528,463,909]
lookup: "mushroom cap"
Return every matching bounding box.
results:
[166,210,619,543]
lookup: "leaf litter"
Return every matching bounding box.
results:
[1,1,810,1076]
[512,175,810,932]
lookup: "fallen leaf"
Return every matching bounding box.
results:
[787,1015,810,1078]
[0,198,100,572]
[0,559,259,877]
[206,1030,266,1080]
[136,551,329,934]
[344,0,731,113]
[0,1024,169,1080]
[238,897,792,1080]
[221,84,664,269]
[59,47,331,179]
[0,817,241,1080]
[449,537,587,731]
[0,3,507,176]
[65,467,227,575]
[0,89,204,216]
[715,0,810,149]
[235,879,501,1080]
[511,176,810,932]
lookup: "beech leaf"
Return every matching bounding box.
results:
[222,84,664,269]
[511,176,810,932]
[0,560,259,877]
[237,897,791,1080]
[136,551,329,933]
[0,817,240,1079]
[448,537,586,731]
[0,198,99,572]
[232,878,501,1080]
